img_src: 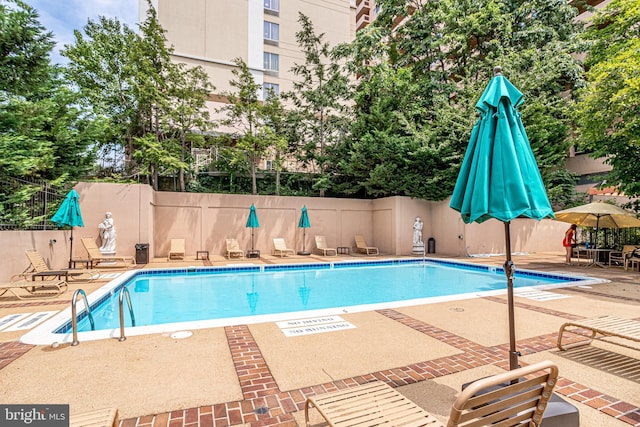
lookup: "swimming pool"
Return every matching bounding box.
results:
[22,258,604,345]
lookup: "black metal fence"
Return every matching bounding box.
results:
[576,226,640,249]
[0,175,67,230]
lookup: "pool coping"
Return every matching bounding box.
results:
[19,257,608,346]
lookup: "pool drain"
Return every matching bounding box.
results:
[170,331,193,339]
[254,406,269,415]
[449,307,464,312]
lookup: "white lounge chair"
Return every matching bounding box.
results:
[315,235,337,256]
[226,238,245,258]
[272,238,294,257]
[353,234,379,255]
[168,238,185,260]
[81,237,135,268]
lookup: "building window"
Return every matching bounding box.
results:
[264,0,279,14]
[263,83,279,99]
[265,159,274,170]
[264,52,279,72]
[264,21,279,43]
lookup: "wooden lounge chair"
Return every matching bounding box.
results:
[168,238,185,260]
[315,235,337,256]
[226,238,245,258]
[12,249,98,282]
[81,237,136,268]
[305,360,558,427]
[0,279,68,299]
[608,245,638,269]
[353,234,379,255]
[272,238,294,257]
[70,407,119,427]
[557,315,640,352]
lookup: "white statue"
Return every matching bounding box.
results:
[98,211,116,253]
[413,217,423,245]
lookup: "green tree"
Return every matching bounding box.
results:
[332,65,461,199]
[575,0,640,199]
[133,6,212,191]
[261,89,289,196]
[0,0,100,227]
[219,58,284,195]
[63,2,213,191]
[284,13,351,196]
[0,0,54,96]
[166,64,214,191]
[337,0,584,200]
[62,16,141,172]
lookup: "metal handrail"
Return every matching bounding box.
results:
[71,289,94,346]
[118,287,136,342]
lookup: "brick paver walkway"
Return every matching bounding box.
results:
[117,292,639,427]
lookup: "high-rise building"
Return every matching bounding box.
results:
[145,0,356,104]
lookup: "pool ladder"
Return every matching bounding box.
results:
[118,287,136,341]
[70,288,136,345]
[71,289,94,346]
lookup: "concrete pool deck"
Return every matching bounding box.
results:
[0,251,638,426]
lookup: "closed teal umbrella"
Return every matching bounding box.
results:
[450,67,554,371]
[297,206,311,255]
[51,189,85,268]
[246,204,260,252]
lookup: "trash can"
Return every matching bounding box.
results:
[135,243,149,264]
[427,237,436,254]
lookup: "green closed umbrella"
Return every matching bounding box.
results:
[51,189,85,268]
[450,67,554,371]
[297,205,311,255]
[246,204,260,252]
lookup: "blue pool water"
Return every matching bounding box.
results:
[65,259,585,333]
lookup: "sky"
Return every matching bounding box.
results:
[28,0,140,64]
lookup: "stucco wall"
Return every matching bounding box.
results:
[152,192,378,257]
[0,183,570,282]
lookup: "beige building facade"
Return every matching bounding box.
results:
[144,0,356,102]
[140,0,356,171]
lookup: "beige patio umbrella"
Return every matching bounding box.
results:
[554,201,640,229]
[554,201,640,250]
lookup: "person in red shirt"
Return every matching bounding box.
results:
[563,224,577,264]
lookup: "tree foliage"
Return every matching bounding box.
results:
[575,0,640,199]
[0,0,99,181]
[283,13,351,196]
[331,65,461,198]
[0,0,100,228]
[334,0,584,200]
[62,2,212,191]
[0,0,54,96]
[218,58,287,195]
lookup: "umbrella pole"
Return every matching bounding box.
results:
[69,227,74,269]
[503,222,519,372]
[594,215,600,250]
[298,228,311,255]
